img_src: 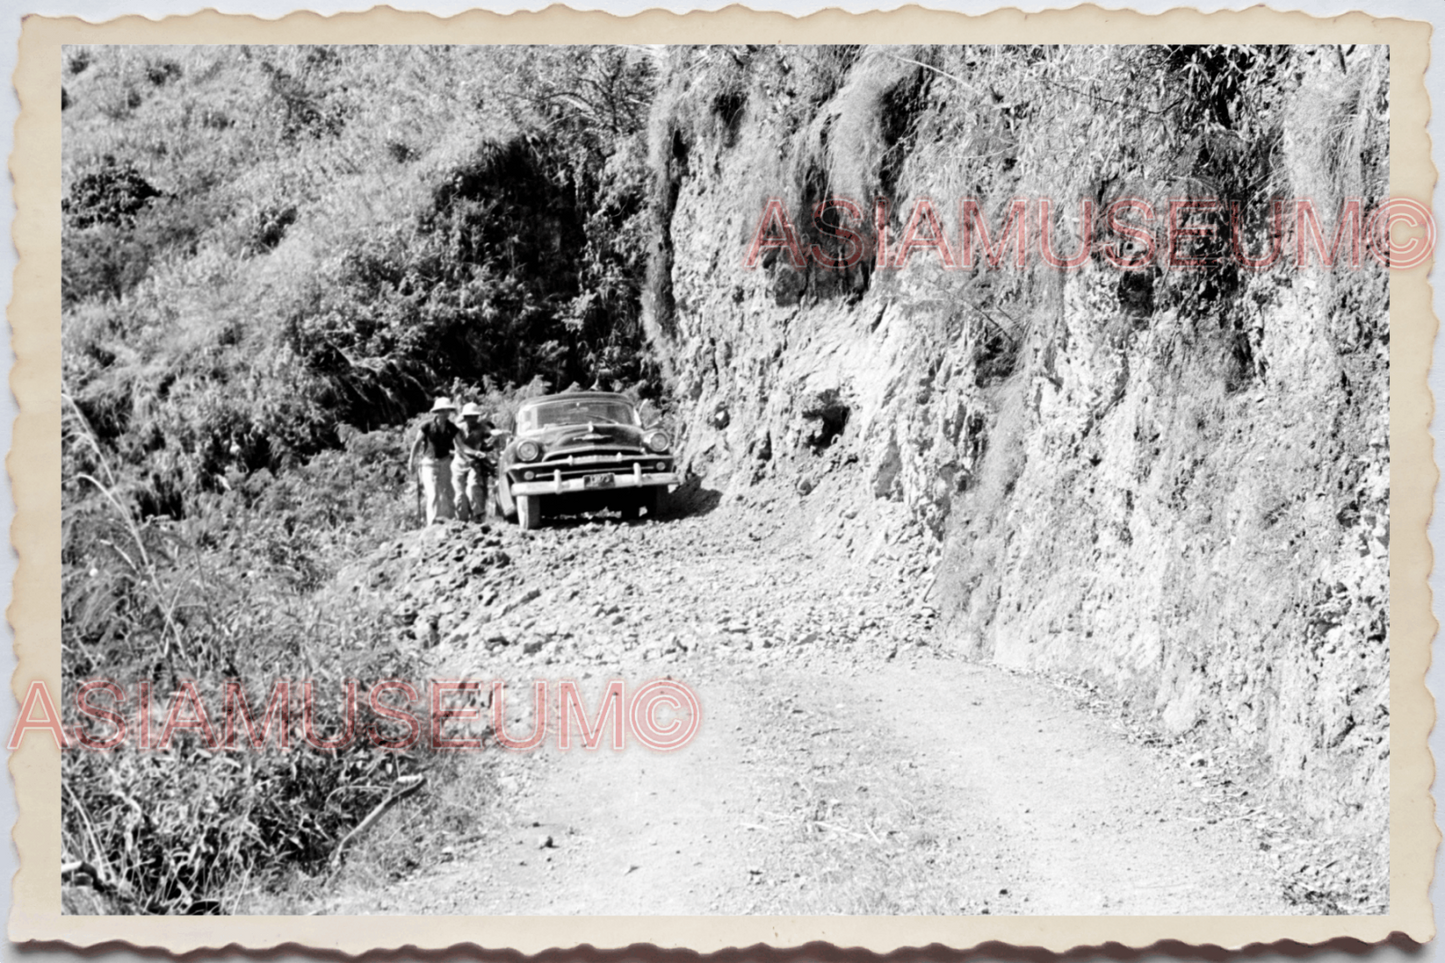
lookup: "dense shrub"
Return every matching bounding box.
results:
[63,155,161,229]
[65,46,92,76]
[62,405,431,912]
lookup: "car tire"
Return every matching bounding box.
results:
[517,493,541,530]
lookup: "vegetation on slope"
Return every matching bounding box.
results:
[63,45,659,505]
[61,44,661,912]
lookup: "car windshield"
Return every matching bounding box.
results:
[519,399,638,431]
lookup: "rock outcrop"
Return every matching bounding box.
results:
[643,44,1389,853]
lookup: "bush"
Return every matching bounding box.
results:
[61,405,435,913]
[65,47,92,77]
[63,155,161,230]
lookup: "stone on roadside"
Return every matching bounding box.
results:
[414,616,440,648]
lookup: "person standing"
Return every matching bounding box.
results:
[408,397,460,527]
[452,402,500,523]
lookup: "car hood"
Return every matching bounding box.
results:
[516,422,647,452]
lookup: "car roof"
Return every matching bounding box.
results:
[518,391,633,409]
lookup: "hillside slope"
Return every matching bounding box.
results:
[62,44,658,509]
[59,44,664,912]
[644,43,1389,864]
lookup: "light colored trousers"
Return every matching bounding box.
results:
[451,460,488,522]
[419,457,455,526]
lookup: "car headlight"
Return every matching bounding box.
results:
[644,430,671,453]
[516,440,542,463]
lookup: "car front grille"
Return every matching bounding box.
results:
[513,450,671,482]
[560,451,638,465]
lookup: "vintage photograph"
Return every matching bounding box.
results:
[58,42,1391,916]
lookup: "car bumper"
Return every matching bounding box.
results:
[510,469,681,496]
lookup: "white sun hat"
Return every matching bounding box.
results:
[429,396,457,413]
[460,402,486,418]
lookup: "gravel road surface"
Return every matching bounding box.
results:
[320,492,1305,915]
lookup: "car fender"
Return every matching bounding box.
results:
[494,471,517,521]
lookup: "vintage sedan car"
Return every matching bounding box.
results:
[493,392,680,530]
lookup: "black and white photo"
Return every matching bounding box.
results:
[53,36,1402,923]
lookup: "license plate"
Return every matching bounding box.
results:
[584,473,615,489]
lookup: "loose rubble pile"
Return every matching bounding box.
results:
[340,485,942,682]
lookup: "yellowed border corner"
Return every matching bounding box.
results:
[11,5,1436,952]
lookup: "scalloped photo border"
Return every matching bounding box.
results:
[9,4,1437,953]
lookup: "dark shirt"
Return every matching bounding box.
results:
[456,420,496,468]
[458,420,495,450]
[417,419,460,460]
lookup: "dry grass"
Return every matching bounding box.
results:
[61,399,440,913]
[1285,46,1388,219]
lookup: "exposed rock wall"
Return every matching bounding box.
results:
[644,45,1389,844]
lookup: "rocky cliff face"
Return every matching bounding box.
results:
[644,44,1389,854]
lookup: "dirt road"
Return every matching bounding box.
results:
[322,489,1302,916]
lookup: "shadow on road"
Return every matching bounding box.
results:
[661,476,722,519]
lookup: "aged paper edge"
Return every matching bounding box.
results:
[9,4,1436,953]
